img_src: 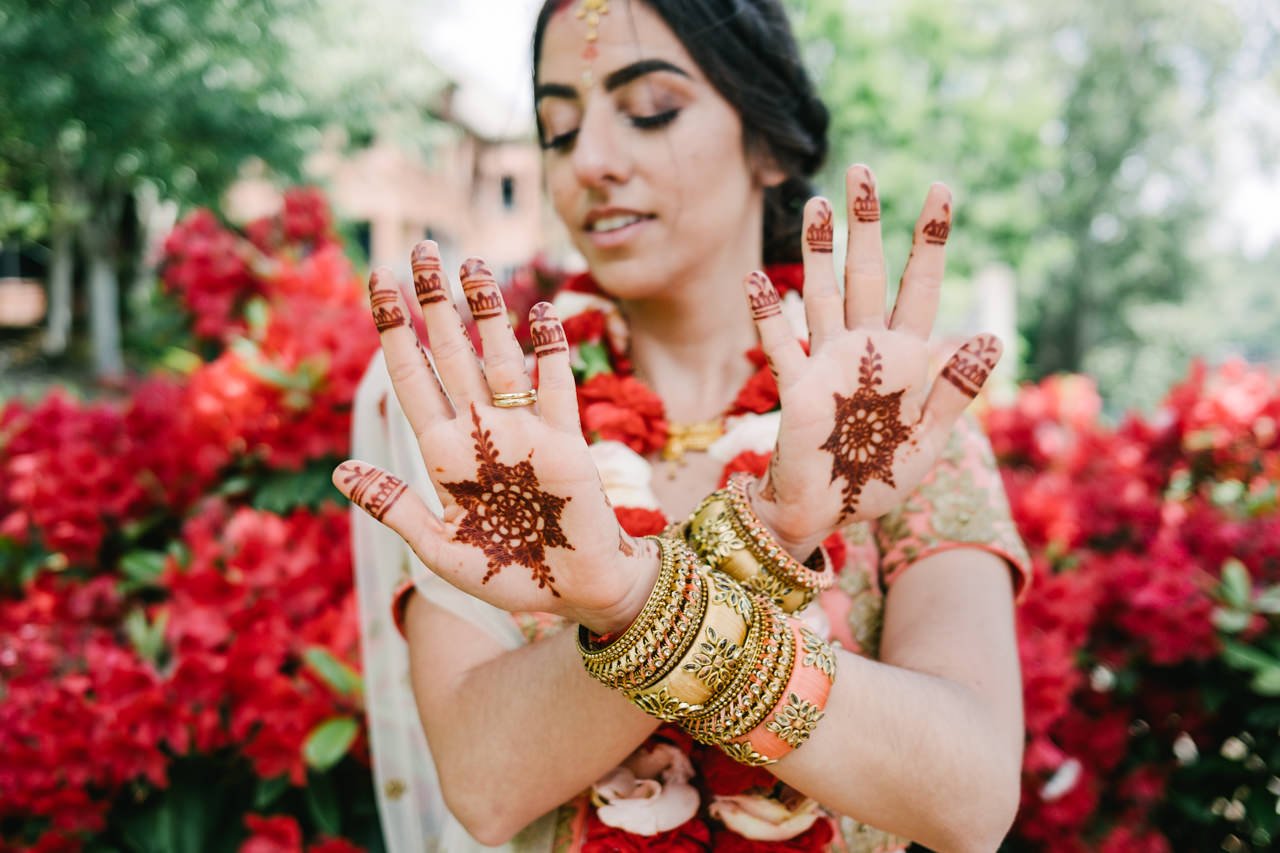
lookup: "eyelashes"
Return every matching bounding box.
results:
[540,108,681,152]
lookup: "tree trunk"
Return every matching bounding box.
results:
[80,199,124,379]
[41,222,74,356]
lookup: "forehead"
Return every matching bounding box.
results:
[538,1,702,86]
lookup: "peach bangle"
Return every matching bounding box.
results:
[723,622,836,765]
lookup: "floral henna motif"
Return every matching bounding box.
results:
[530,303,568,356]
[460,259,505,320]
[441,405,572,595]
[369,279,406,332]
[411,247,448,306]
[819,340,910,517]
[806,200,834,252]
[746,271,782,320]
[940,334,1000,399]
[852,182,880,223]
[339,463,408,522]
[922,202,951,245]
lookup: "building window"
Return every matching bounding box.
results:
[500,175,516,211]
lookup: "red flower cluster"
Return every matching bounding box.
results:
[162,209,261,341]
[991,361,1280,847]
[578,373,670,456]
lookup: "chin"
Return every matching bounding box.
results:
[584,255,675,302]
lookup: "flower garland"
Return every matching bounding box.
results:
[550,267,847,850]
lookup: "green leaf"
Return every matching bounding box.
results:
[305,769,342,836]
[250,461,344,513]
[303,716,358,772]
[574,341,613,380]
[120,550,167,589]
[1254,586,1280,615]
[1222,640,1280,673]
[124,607,168,666]
[1220,559,1252,609]
[1252,668,1280,696]
[159,347,203,375]
[254,774,290,810]
[1213,607,1253,634]
[304,646,363,698]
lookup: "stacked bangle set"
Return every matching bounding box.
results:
[578,474,837,766]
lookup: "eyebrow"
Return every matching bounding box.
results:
[534,59,692,103]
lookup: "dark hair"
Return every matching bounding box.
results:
[533,0,829,265]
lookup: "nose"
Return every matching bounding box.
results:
[569,99,633,189]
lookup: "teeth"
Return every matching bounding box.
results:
[590,214,644,233]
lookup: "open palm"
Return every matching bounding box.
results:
[746,165,1002,555]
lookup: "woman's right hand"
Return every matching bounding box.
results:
[332,241,658,636]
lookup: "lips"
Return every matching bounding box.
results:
[583,209,655,234]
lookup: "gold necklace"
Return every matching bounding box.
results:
[661,418,725,462]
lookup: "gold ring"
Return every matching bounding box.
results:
[492,389,538,408]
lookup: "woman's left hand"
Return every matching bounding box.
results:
[746,164,1002,557]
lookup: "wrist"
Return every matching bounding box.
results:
[747,478,827,561]
[582,538,663,637]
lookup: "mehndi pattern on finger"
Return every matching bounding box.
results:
[441,405,572,595]
[922,202,951,245]
[819,339,911,518]
[852,182,880,224]
[746,271,782,320]
[411,247,449,306]
[806,200,834,252]
[339,462,408,522]
[940,334,1000,399]
[530,302,569,356]
[369,277,407,332]
[460,259,505,320]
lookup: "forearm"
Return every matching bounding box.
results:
[406,597,659,845]
[771,650,1022,852]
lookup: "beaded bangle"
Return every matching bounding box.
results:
[720,623,837,766]
[628,568,752,712]
[685,473,835,613]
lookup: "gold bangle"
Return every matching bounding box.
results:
[579,536,707,693]
[681,589,795,745]
[628,568,752,710]
[685,477,834,613]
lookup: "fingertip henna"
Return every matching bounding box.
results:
[369,277,407,332]
[806,199,834,252]
[530,303,569,356]
[922,202,952,245]
[746,271,783,320]
[852,182,880,224]
[339,462,409,522]
[940,334,1001,399]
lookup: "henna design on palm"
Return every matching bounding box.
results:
[369,280,406,332]
[441,406,572,595]
[819,340,911,517]
[922,202,951,245]
[411,248,448,306]
[746,271,783,320]
[530,302,569,355]
[460,259,505,320]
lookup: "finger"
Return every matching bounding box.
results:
[410,241,488,409]
[459,258,534,398]
[333,459,449,571]
[888,183,952,339]
[529,302,580,432]
[744,270,805,386]
[800,197,844,347]
[368,268,451,426]
[921,334,1002,433]
[843,164,887,329]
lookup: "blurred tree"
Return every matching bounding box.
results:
[787,0,1277,406]
[0,0,320,376]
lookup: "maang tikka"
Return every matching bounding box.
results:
[576,0,609,85]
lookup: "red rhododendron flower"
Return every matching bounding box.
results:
[719,450,771,486]
[241,814,303,853]
[581,811,712,852]
[614,506,670,537]
[579,374,669,455]
[711,816,834,853]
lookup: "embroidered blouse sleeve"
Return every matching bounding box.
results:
[873,414,1032,602]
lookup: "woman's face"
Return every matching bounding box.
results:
[536,1,769,300]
